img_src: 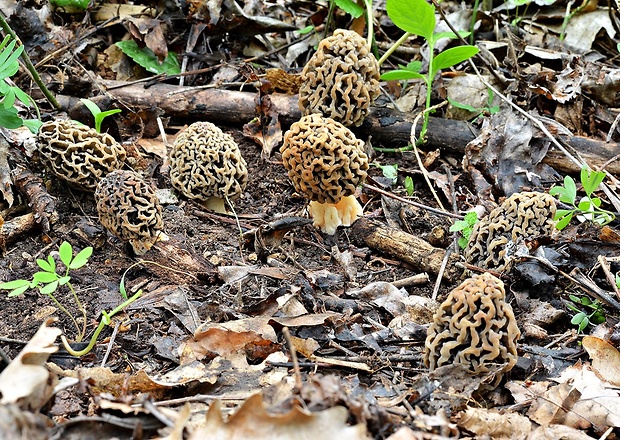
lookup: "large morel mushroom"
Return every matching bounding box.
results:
[424,272,520,388]
[169,121,248,213]
[38,120,126,191]
[465,191,556,271]
[95,170,165,255]
[281,114,369,235]
[299,29,380,127]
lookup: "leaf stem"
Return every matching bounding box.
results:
[378,32,410,67]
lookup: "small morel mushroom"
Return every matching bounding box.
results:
[95,170,165,255]
[299,29,380,127]
[38,120,126,191]
[465,191,556,271]
[281,114,369,235]
[424,272,520,388]
[169,121,248,213]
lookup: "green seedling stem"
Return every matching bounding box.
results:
[0,12,60,110]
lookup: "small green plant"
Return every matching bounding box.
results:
[449,211,478,249]
[404,175,414,196]
[49,0,90,12]
[447,88,500,121]
[326,0,374,46]
[565,294,606,333]
[0,35,41,133]
[372,162,399,184]
[0,241,142,356]
[378,0,479,149]
[549,168,616,230]
[80,98,122,133]
[115,40,181,76]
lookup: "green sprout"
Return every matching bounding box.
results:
[449,211,478,249]
[404,175,414,196]
[0,241,142,356]
[80,98,122,133]
[372,162,399,184]
[549,168,616,230]
[377,0,479,151]
[0,35,41,133]
[565,294,606,334]
[447,88,500,121]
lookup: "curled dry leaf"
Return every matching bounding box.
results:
[190,393,369,440]
[456,407,532,439]
[0,318,61,411]
[582,336,620,387]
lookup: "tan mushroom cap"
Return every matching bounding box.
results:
[465,191,556,271]
[38,120,126,192]
[281,114,368,205]
[299,29,380,127]
[424,272,520,389]
[95,170,165,255]
[169,121,248,212]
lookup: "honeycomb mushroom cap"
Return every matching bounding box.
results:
[38,120,126,191]
[424,273,520,388]
[465,191,556,271]
[299,29,380,127]
[95,170,164,255]
[169,122,248,205]
[281,114,368,205]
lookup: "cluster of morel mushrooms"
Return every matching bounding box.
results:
[35,29,562,390]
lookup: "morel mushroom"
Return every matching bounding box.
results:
[299,29,380,127]
[424,272,520,388]
[281,114,368,235]
[465,191,556,272]
[38,120,126,191]
[169,122,248,213]
[95,170,165,255]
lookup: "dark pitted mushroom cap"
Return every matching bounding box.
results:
[169,121,248,213]
[465,191,557,271]
[95,170,164,255]
[424,272,520,389]
[299,29,380,127]
[37,120,126,191]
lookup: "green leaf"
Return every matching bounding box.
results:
[433,31,471,40]
[457,236,468,249]
[380,70,427,81]
[58,276,71,285]
[8,285,30,297]
[33,271,59,284]
[386,0,435,40]
[49,0,90,11]
[295,25,315,35]
[23,119,42,134]
[563,175,577,202]
[59,241,73,267]
[591,197,602,208]
[568,294,581,303]
[335,0,365,18]
[431,45,479,74]
[464,211,478,225]
[581,168,606,197]
[376,163,398,183]
[400,61,422,72]
[0,107,23,129]
[449,220,469,232]
[549,186,573,204]
[36,258,54,273]
[0,279,31,290]
[578,199,591,212]
[616,272,620,289]
[116,40,181,75]
[404,176,414,196]
[39,281,59,295]
[47,255,56,272]
[578,316,589,332]
[447,98,479,113]
[95,109,122,133]
[69,246,93,269]
[11,86,33,108]
[80,98,101,118]
[571,311,586,325]
[554,211,574,230]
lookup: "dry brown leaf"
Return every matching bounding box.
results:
[528,423,596,440]
[582,335,620,386]
[505,380,552,404]
[48,361,216,400]
[457,407,532,439]
[0,318,61,410]
[180,317,280,364]
[190,393,369,440]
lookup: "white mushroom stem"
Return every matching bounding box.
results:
[204,196,227,214]
[308,195,364,235]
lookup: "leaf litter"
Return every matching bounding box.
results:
[0,0,619,438]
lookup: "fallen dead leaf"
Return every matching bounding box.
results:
[457,406,532,439]
[582,335,620,386]
[190,393,369,440]
[0,318,61,411]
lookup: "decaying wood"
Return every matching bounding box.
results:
[349,217,461,283]
[11,165,57,233]
[85,81,620,175]
[1,213,37,248]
